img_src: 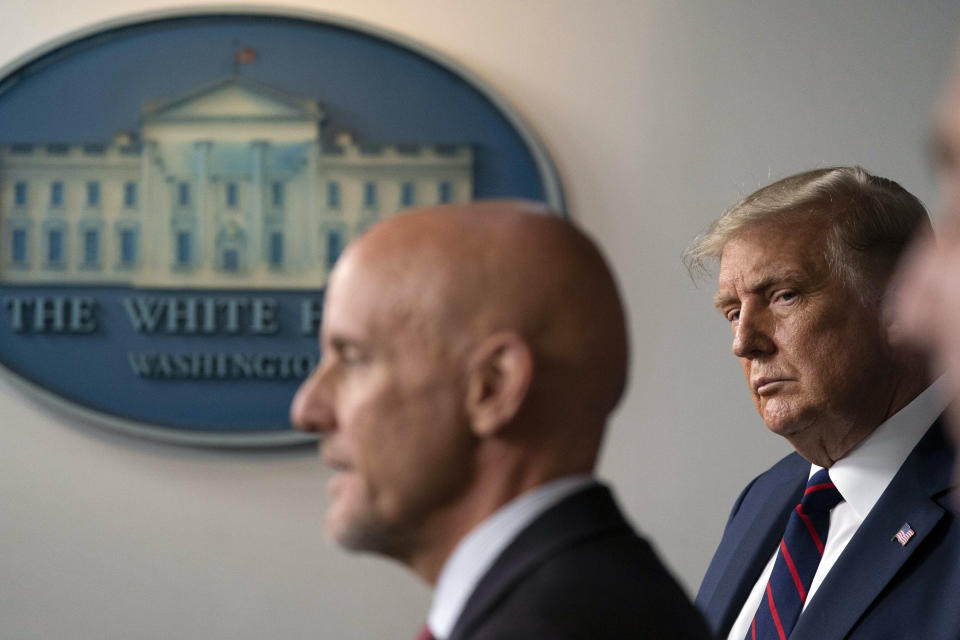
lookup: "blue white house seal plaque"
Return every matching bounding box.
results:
[0,8,565,446]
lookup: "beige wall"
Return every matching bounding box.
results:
[2,2,959,638]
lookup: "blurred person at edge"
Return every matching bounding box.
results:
[291,200,710,639]
[687,167,960,640]
[894,44,960,482]
[890,47,960,640]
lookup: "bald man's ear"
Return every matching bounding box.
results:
[465,331,533,438]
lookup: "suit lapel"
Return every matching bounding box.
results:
[791,420,954,639]
[702,470,805,637]
[448,485,628,640]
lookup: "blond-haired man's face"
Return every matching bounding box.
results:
[716,219,894,464]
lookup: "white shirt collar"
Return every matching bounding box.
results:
[810,376,948,521]
[426,475,595,640]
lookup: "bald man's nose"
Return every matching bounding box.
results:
[732,308,775,359]
[289,367,335,434]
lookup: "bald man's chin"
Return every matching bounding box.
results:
[322,497,399,557]
[324,511,386,554]
[323,487,371,550]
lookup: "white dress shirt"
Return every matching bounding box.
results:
[726,377,948,640]
[426,475,595,640]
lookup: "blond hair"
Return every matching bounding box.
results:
[684,166,931,305]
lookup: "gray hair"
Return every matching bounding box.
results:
[683,166,932,305]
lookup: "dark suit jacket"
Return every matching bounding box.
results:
[696,421,960,640]
[447,484,710,640]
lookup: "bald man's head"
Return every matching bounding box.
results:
[345,201,629,422]
[290,200,629,575]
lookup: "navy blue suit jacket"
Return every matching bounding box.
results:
[448,484,710,639]
[696,420,960,639]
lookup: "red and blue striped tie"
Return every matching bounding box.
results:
[747,468,843,640]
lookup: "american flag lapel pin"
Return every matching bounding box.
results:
[892,522,915,547]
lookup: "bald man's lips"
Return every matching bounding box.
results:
[321,455,351,472]
[322,457,354,498]
[320,445,351,470]
[754,377,793,395]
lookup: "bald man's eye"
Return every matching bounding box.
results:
[339,345,366,365]
[725,308,740,323]
[329,339,367,365]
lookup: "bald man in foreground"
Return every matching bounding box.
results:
[290,202,709,639]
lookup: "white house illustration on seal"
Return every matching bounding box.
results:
[0,76,473,288]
